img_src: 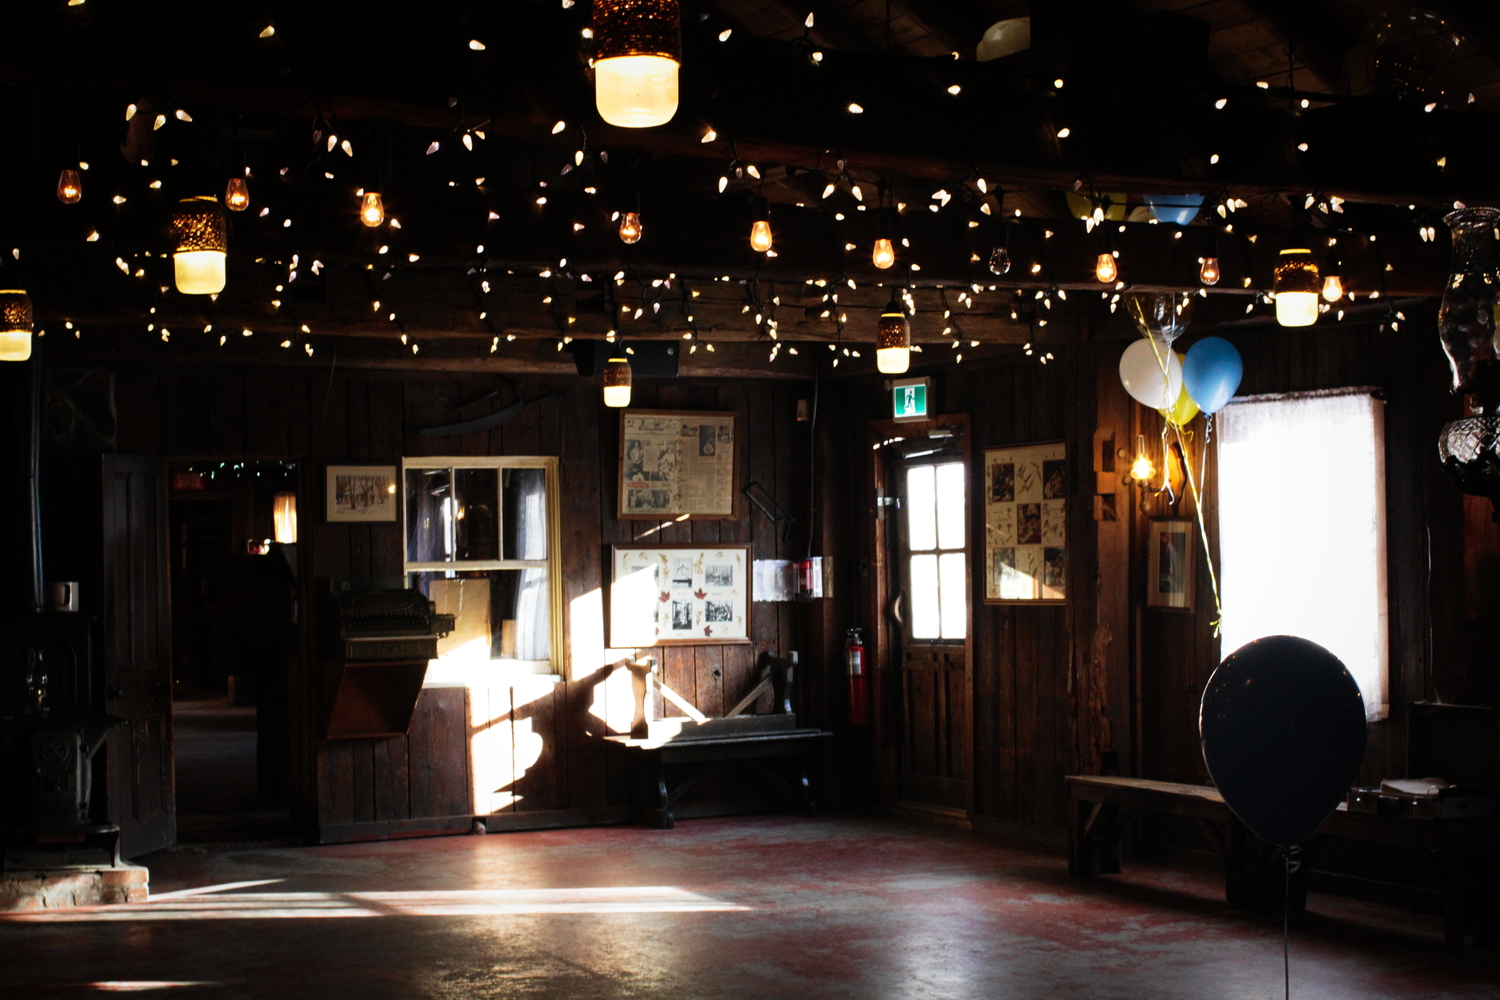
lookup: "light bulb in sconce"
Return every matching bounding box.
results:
[988,247,1011,275]
[171,196,228,295]
[875,296,911,374]
[603,355,633,407]
[593,0,681,128]
[1095,252,1118,283]
[872,238,895,269]
[1274,248,1321,326]
[1199,257,1221,286]
[1129,435,1155,483]
[750,219,772,252]
[0,289,35,362]
[360,191,385,227]
[619,211,643,244]
[57,169,82,204]
[1322,274,1344,302]
[224,177,251,212]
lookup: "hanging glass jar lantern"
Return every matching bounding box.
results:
[1436,207,1500,515]
[57,169,82,205]
[1273,248,1320,327]
[171,196,228,295]
[876,296,911,374]
[0,289,35,362]
[603,355,633,407]
[593,0,681,128]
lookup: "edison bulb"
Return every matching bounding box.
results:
[988,247,1011,275]
[595,55,680,128]
[1095,252,1118,283]
[57,169,82,204]
[750,219,772,252]
[1199,257,1221,286]
[360,191,385,227]
[619,211,643,244]
[225,177,251,212]
[1322,275,1344,302]
[1130,452,1156,482]
[872,238,895,269]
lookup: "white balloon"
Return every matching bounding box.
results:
[1119,336,1184,410]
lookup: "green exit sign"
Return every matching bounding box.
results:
[892,377,931,422]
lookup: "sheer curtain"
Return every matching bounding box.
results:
[513,472,551,662]
[1217,389,1388,721]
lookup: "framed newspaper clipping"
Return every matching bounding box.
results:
[983,441,1067,603]
[610,545,752,646]
[618,410,739,520]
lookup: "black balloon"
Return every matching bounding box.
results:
[1200,635,1368,846]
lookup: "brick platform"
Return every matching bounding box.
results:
[0,864,148,912]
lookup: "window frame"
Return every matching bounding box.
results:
[401,456,564,672]
[897,458,968,644]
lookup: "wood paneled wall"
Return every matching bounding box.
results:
[95,366,815,840]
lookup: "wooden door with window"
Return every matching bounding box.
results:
[881,423,971,813]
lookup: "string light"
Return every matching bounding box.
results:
[57,169,82,204]
[225,177,251,212]
[1322,274,1344,302]
[619,211,643,243]
[593,0,681,128]
[872,238,895,269]
[1199,257,1220,286]
[750,219,772,252]
[360,192,385,227]
[1095,252,1118,283]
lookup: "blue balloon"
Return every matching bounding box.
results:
[1182,336,1243,414]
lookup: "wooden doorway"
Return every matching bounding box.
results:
[872,417,973,818]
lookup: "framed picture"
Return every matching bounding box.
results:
[326,465,398,522]
[983,441,1067,603]
[1147,518,1196,610]
[610,545,752,646]
[618,410,739,520]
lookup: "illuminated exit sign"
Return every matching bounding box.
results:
[891,377,931,422]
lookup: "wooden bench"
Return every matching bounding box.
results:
[1066,774,1500,952]
[603,652,831,829]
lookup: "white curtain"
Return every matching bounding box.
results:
[1217,389,1388,721]
[513,472,551,662]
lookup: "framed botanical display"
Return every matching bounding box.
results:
[610,545,752,646]
[1147,518,1196,611]
[983,441,1067,603]
[326,465,399,522]
[618,410,739,520]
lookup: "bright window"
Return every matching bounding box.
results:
[906,462,967,640]
[1217,390,1388,720]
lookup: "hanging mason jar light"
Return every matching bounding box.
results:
[224,176,251,212]
[171,196,228,295]
[1273,248,1320,326]
[876,295,911,374]
[603,355,633,407]
[593,0,681,128]
[0,289,35,362]
[57,169,82,205]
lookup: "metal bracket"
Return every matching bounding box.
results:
[742,480,795,545]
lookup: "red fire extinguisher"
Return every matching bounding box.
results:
[846,627,871,726]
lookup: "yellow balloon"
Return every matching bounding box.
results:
[1158,378,1200,426]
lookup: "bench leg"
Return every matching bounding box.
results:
[1069,800,1098,877]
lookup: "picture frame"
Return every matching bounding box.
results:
[983,441,1067,604]
[1147,518,1196,611]
[610,544,752,646]
[618,410,740,521]
[326,465,399,523]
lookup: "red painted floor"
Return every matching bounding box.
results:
[0,816,1494,998]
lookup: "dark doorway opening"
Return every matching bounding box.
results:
[167,461,299,846]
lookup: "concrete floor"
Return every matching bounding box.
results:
[0,816,1493,999]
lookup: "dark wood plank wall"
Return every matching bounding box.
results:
[106,366,815,840]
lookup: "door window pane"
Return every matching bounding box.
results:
[910,554,940,638]
[939,553,967,639]
[935,463,966,550]
[906,466,937,551]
